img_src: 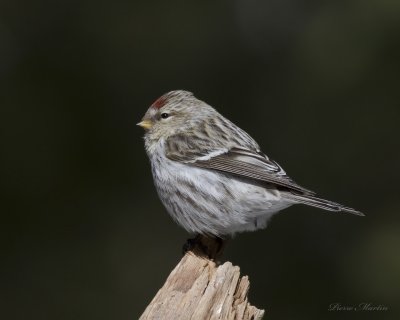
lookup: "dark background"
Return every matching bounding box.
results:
[1,0,399,319]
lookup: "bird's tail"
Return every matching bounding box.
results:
[283,193,364,216]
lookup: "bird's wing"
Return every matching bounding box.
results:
[165,134,315,195]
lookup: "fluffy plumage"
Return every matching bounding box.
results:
[139,90,363,236]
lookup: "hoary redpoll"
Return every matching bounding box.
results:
[138,90,363,237]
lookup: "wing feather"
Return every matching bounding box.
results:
[191,152,315,194]
[165,134,315,195]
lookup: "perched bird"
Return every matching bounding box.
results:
[138,90,363,237]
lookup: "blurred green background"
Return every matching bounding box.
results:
[1,0,399,319]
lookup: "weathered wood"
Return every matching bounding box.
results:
[140,236,264,320]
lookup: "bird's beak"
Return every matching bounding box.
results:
[137,120,153,130]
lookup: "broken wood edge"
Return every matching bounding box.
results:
[140,236,265,320]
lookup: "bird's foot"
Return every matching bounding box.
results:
[183,234,226,260]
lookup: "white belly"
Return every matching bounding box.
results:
[149,146,291,236]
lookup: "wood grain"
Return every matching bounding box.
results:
[140,236,264,320]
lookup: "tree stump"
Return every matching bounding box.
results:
[140,236,265,320]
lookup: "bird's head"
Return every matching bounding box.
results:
[138,90,214,140]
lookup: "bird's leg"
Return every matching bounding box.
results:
[182,235,199,255]
[183,234,226,260]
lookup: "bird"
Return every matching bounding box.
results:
[138,90,363,237]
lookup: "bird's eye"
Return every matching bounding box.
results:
[161,113,169,119]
